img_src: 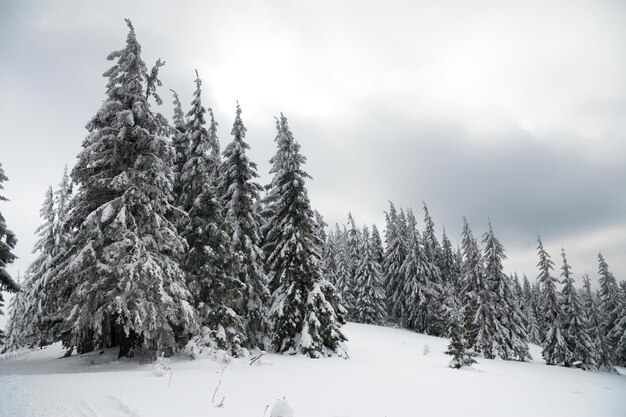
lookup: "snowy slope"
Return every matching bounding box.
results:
[1,323,625,417]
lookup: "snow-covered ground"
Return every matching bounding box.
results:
[1,323,625,417]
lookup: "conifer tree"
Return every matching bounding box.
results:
[581,274,609,368]
[20,187,56,347]
[383,202,407,320]
[0,162,20,346]
[52,20,197,357]
[440,228,460,289]
[536,236,569,365]
[370,224,384,267]
[483,223,530,361]
[609,297,626,366]
[444,293,477,369]
[354,226,386,325]
[333,224,352,301]
[559,248,595,367]
[263,114,347,357]
[4,272,26,351]
[180,73,245,355]
[461,217,495,358]
[219,103,270,349]
[422,203,444,335]
[343,212,360,318]
[398,210,433,331]
[597,253,621,362]
[321,227,340,286]
[170,89,188,209]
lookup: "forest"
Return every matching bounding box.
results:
[1,19,625,375]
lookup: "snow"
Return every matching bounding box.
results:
[1,323,625,417]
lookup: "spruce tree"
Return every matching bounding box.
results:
[170,89,188,210]
[20,187,57,347]
[444,292,477,369]
[609,296,626,366]
[343,212,360,319]
[3,273,26,351]
[0,162,19,346]
[219,103,270,350]
[354,226,386,325]
[440,228,460,289]
[483,223,530,361]
[263,114,347,357]
[333,224,352,300]
[52,20,197,357]
[461,217,495,358]
[180,73,245,355]
[536,236,569,365]
[383,202,408,321]
[370,224,384,267]
[581,274,610,368]
[597,253,621,362]
[399,210,433,331]
[422,203,444,336]
[559,248,595,367]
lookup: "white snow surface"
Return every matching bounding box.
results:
[1,322,625,417]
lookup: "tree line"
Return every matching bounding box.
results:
[327,205,625,369]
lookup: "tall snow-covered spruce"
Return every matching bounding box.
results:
[179,72,245,355]
[482,223,530,361]
[461,218,496,358]
[219,103,270,350]
[263,114,347,358]
[52,20,197,357]
[353,226,387,325]
[536,237,569,365]
[559,248,595,367]
[0,162,20,346]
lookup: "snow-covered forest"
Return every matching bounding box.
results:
[1,17,625,417]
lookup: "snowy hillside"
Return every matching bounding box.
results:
[1,323,625,417]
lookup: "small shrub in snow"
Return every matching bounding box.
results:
[422,344,431,356]
[152,354,171,377]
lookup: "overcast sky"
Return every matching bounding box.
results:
[1,0,625,319]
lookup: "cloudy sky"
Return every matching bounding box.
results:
[1,0,625,314]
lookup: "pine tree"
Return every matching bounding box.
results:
[443,291,477,369]
[354,226,386,325]
[559,248,595,367]
[52,20,197,357]
[483,223,530,361]
[219,103,270,350]
[180,73,245,355]
[536,236,569,365]
[383,202,407,321]
[461,217,495,358]
[263,114,347,357]
[581,274,610,368]
[0,162,20,346]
